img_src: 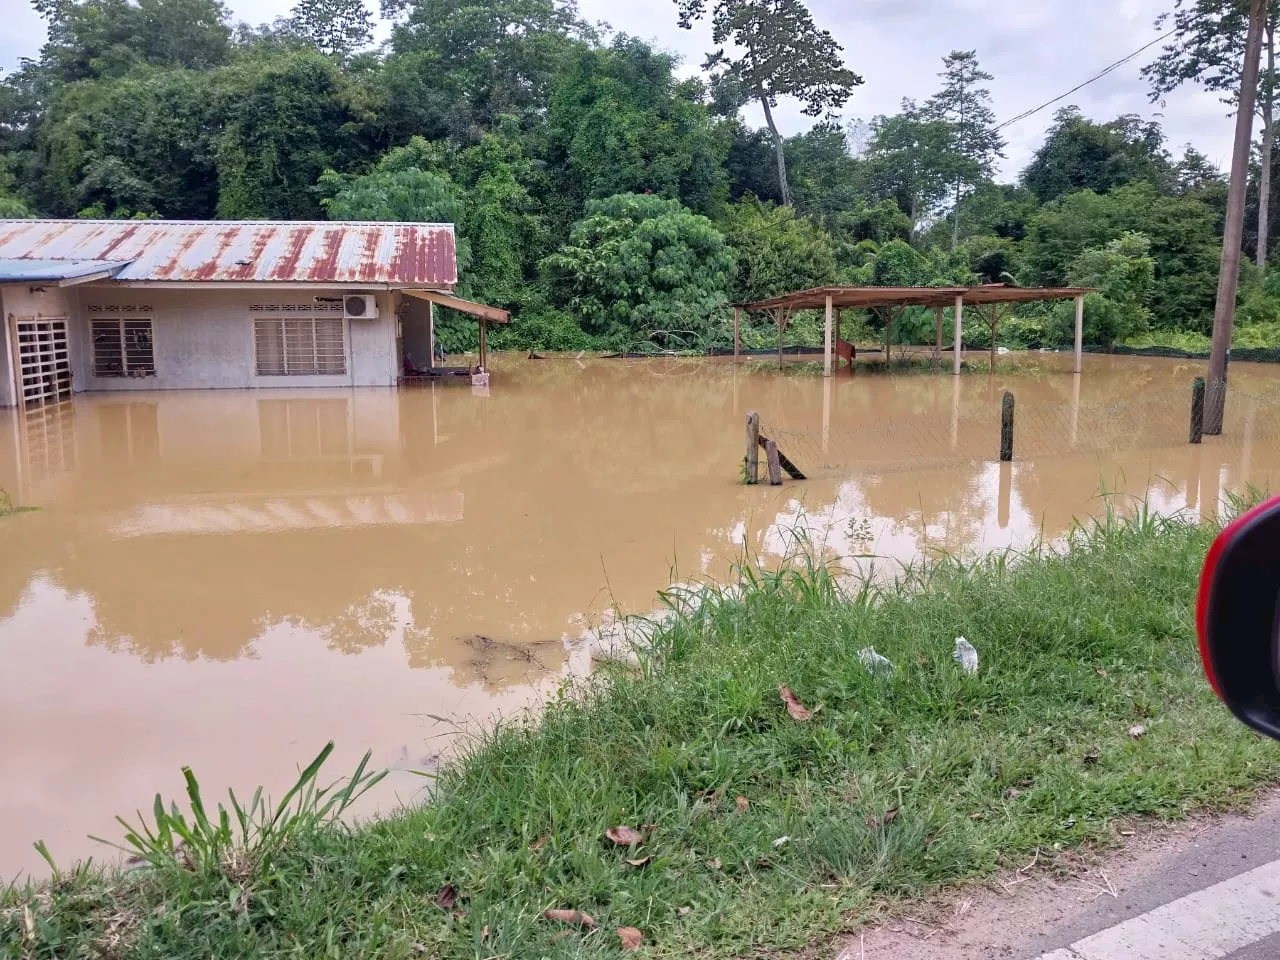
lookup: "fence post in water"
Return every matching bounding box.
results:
[764,439,783,486]
[1000,391,1015,462]
[745,411,760,484]
[1190,377,1206,445]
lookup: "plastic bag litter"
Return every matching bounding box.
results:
[858,647,895,677]
[953,636,979,676]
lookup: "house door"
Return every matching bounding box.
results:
[9,316,72,411]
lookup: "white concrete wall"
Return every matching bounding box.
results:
[62,288,399,397]
[1,284,78,408]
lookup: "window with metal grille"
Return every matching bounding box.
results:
[254,318,346,376]
[91,318,155,377]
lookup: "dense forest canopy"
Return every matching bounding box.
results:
[1,0,1277,352]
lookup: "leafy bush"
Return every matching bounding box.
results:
[542,193,736,348]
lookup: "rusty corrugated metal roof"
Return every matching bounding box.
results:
[0,220,457,287]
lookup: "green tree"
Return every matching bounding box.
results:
[674,0,862,206]
[1021,107,1173,202]
[1064,232,1157,345]
[1144,0,1280,267]
[544,37,729,219]
[860,100,955,235]
[33,0,233,83]
[720,196,836,302]
[213,49,376,219]
[288,0,374,57]
[923,50,1004,250]
[1024,182,1220,331]
[381,0,590,142]
[542,193,735,346]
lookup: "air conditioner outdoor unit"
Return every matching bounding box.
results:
[343,295,379,320]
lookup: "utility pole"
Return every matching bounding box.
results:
[1207,0,1268,434]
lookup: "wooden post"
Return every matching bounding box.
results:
[427,300,436,369]
[733,307,741,362]
[765,439,783,486]
[823,294,833,378]
[478,318,488,370]
[745,411,760,484]
[953,296,964,376]
[835,308,841,346]
[934,305,943,372]
[1190,376,1206,445]
[1073,294,1084,374]
[884,306,893,365]
[1000,390,1015,462]
[776,310,785,367]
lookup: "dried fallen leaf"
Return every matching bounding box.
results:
[617,926,644,951]
[883,808,900,826]
[865,813,880,830]
[531,836,548,852]
[778,684,812,721]
[772,836,790,848]
[481,925,489,941]
[625,856,652,868]
[452,910,467,922]
[1096,668,1109,678]
[707,858,722,869]
[1003,787,1023,800]
[605,826,644,846]
[436,885,458,909]
[736,796,750,814]
[1129,724,1147,739]
[678,906,692,916]
[544,909,595,927]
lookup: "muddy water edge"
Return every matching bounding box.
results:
[1,353,1277,876]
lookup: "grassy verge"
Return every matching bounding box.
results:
[6,509,1280,958]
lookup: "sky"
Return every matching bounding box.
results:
[1,0,1243,182]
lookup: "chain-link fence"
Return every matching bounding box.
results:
[754,379,1280,481]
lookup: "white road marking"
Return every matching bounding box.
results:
[1031,858,1280,960]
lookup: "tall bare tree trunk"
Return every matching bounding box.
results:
[758,90,792,207]
[952,97,965,253]
[1257,22,1275,270]
[1207,0,1268,435]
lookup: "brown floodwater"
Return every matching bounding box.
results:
[2,353,1278,876]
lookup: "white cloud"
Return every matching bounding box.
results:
[1,0,1242,180]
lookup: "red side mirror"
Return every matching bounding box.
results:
[1197,496,1280,742]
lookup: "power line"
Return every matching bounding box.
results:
[995,26,1179,132]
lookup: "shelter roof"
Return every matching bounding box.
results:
[736,284,1093,312]
[0,220,457,288]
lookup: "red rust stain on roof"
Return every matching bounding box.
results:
[228,228,273,281]
[357,229,382,282]
[188,227,235,281]
[309,229,344,283]
[98,224,140,259]
[270,226,313,281]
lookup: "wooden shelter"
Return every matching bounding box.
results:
[732,285,1093,376]
[401,289,510,373]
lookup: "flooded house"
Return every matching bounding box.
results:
[0,219,506,410]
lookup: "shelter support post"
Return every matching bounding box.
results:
[835,308,841,346]
[823,294,833,377]
[776,310,785,367]
[935,306,943,372]
[478,318,488,370]
[1000,391,1015,462]
[1073,294,1085,374]
[953,296,964,376]
[733,307,741,362]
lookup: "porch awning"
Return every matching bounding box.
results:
[402,289,510,323]
[0,257,132,286]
